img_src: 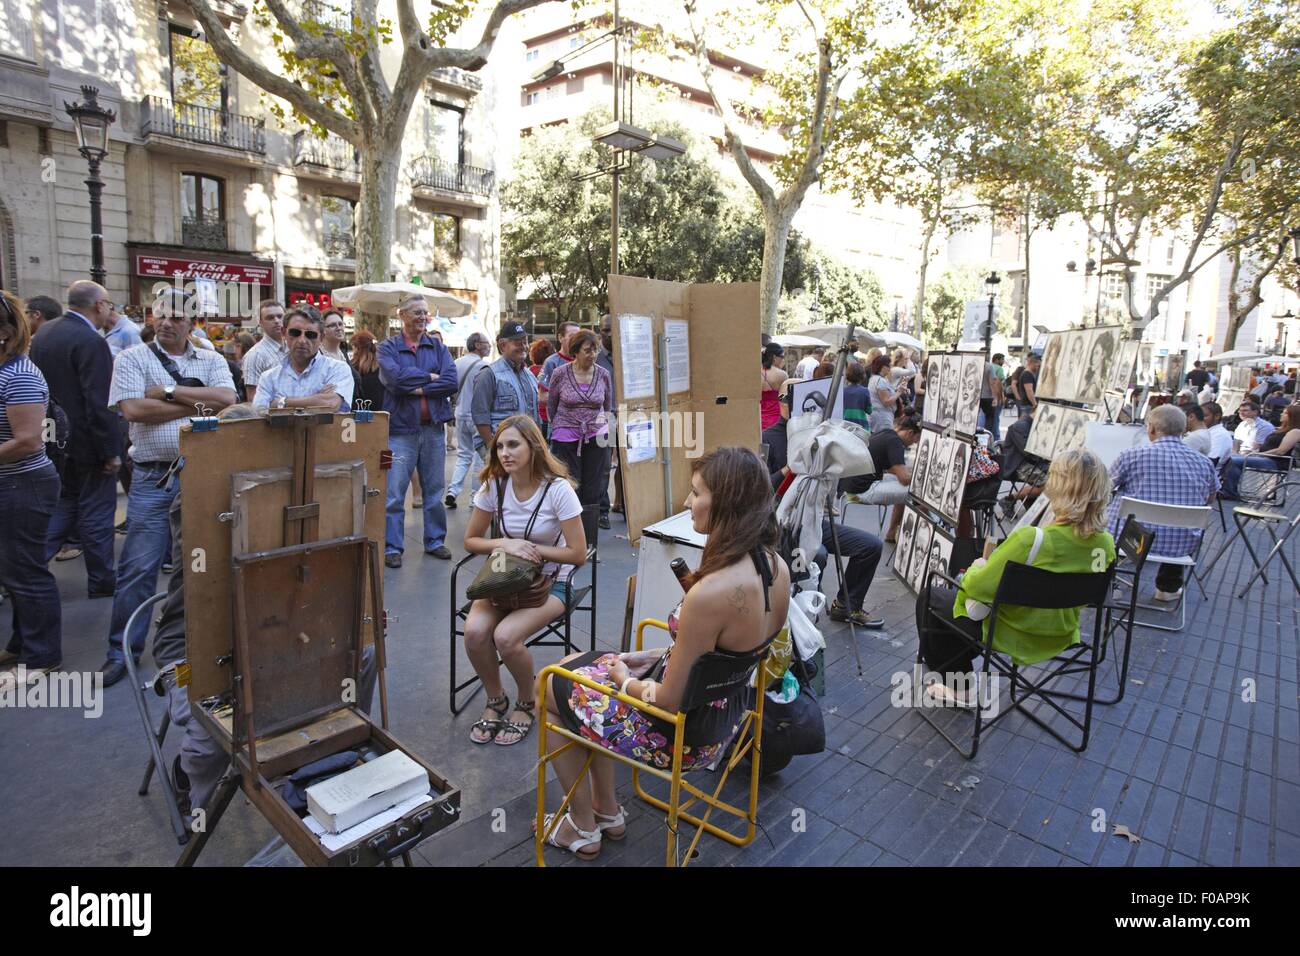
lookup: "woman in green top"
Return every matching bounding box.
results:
[916,448,1117,705]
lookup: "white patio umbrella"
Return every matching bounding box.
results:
[856,329,926,353]
[774,333,833,349]
[330,281,473,318]
[1207,349,1270,364]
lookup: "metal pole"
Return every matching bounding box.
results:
[86,154,106,286]
[984,293,994,362]
[821,324,862,675]
[610,0,620,277]
[657,332,672,517]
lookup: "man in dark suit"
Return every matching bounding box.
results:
[30,281,122,597]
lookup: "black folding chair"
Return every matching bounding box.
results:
[120,591,190,845]
[447,505,598,715]
[914,558,1117,759]
[1050,516,1155,706]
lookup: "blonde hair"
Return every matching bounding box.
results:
[1044,448,1110,538]
[0,290,31,361]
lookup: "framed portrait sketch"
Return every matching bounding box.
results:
[1054,330,1092,403]
[955,354,983,435]
[788,376,845,422]
[893,506,920,584]
[923,433,952,511]
[1026,401,1063,459]
[1078,327,1118,405]
[935,355,960,429]
[922,525,955,594]
[909,517,934,593]
[1054,407,1090,457]
[912,427,938,500]
[1108,341,1140,392]
[938,439,970,525]
[922,355,945,426]
[1038,333,1065,400]
[1216,388,1247,416]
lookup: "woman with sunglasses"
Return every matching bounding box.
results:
[0,291,62,690]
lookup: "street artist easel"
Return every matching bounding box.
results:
[175,410,460,867]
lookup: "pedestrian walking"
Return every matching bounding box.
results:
[446,331,492,509]
[547,329,614,547]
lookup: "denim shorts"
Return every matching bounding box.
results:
[550,580,571,604]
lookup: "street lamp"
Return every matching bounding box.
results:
[64,85,116,286]
[1275,308,1297,356]
[1289,225,1300,265]
[983,271,1001,360]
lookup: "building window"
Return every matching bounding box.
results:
[433,213,459,260]
[1165,238,1176,267]
[169,24,226,108]
[425,101,464,166]
[546,84,562,100]
[180,172,225,249]
[569,36,580,49]
[525,91,539,106]
[321,196,356,259]
[526,48,539,62]
[1146,273,1170,302]
[1102,273,1127,301]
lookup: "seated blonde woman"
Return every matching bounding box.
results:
[915,448,1117,706]
[536,447,790,860]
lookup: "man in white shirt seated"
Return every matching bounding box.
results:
[252,307,354,413]
[1182,405,1214,457]
[1232,399,1276,454]
[1201,402,1234,462]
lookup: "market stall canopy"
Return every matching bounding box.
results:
[330,282,472,318]
[792,324,927,353]
[774,333,833,349]
[1207,349,1270,364]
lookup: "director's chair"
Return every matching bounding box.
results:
[1110,498,1212,632]
[914,559,1117,759]
[535,619,774,867]
[447,505,598,715]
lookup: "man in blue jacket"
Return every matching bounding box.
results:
[379,294,458,568]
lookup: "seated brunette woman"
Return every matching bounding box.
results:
[1220,403,1300,499]
[537,447,791,859]
[915,448,1116,707]
[463,415,587,746]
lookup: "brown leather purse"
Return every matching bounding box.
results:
[464,478,561,610]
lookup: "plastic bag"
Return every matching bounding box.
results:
[788,589,827,661]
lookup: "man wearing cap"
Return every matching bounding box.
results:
[471,320,539,452]
[378,295,458,568]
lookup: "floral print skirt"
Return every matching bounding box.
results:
[550,652,743,772]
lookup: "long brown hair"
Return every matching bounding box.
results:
[477,414,573,488]
[682,447,778,589]
[1280,404,1300,433]
[350,330,378,374]
[0,290,31,362]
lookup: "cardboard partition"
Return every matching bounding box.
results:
[179,413,389,703]
[607,276,761,543]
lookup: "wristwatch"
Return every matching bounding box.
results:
[163,384,176,402]
[276,396,287,410]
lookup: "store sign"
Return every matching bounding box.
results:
[289,291,334,309]
[135,255,272,285]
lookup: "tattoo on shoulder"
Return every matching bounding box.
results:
[728,586,749,615]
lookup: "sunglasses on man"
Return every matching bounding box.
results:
[287,327,320,339]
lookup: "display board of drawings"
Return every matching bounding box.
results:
[1036,326,1132,404]
[1214,365,1253,419]
[922,353,984,434]
[892,504,956,595]
[1024,400,1104,460]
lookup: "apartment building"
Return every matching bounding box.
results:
[0,0,502,331]
[496,4,927,318]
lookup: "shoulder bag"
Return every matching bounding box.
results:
[465,477,562,609]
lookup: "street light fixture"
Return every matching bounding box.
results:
[1289,225,1300,265]
[983,271,1001,361]
[64,85,116,286]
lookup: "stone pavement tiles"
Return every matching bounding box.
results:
[1,483,1296,867]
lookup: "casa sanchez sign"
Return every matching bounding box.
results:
[136,255,272,285]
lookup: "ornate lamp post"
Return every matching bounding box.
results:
[64,86,116,286]
[983,271,1001,360]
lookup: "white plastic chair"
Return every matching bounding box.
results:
[1112,497,1213,632]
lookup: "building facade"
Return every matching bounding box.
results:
[0,0,502,336]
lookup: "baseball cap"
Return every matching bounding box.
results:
[498,320,528,340]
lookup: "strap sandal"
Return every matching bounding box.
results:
[470,694,511,745]
[593,805,627,841]
[494,698,536,746]
[540,811,602,860]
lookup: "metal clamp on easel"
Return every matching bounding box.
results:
[352,398,376,423]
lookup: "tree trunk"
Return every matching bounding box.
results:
[1021,199,1032,341]
[759,204,793,336]
[913,208,939,339]
[353,146,401,337]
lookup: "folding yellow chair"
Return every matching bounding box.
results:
[536,619,775,867]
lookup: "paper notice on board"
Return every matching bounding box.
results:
[624,417,657,464]
[664,319,690,393]
[618,314,655,401]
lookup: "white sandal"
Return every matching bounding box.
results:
[593,805,627,840]
[540,811,602,860]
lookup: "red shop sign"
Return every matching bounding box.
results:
[136,255,272,285]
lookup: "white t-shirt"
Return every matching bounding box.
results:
[473,475,584,579]
[1183,428,1214,458]
[1205,423,1233,461]
[795,356,821,379]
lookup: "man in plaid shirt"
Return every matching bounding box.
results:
[1105,404,1220,600]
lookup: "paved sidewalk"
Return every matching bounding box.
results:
[1,488,1296,867]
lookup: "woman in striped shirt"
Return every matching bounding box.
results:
[0,290,62,686]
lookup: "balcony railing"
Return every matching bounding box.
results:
[141,96,267,154]
[409,156,495,198]
[429,66,483,93]
[302,0,353,33]
[293,130,360,176]
[324,231,355,259]
[181,217,229,251]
